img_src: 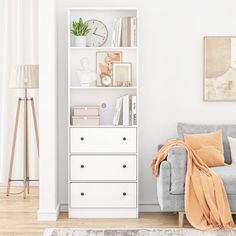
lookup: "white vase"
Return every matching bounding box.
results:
[74,36,87,47]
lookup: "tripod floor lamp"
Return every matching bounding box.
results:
[7,65,39,198]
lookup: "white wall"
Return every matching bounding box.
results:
[57,0,236,210]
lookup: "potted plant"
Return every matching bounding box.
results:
[71,18,90,47]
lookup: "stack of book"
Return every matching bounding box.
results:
[111,17,137,47]
[113,95,137,126]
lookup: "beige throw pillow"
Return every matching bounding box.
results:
[184,130,225,167]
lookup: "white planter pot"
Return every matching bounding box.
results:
[74,36,87,47]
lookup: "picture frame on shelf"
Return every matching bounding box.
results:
[112,62,132,86]
[96,51,122,86]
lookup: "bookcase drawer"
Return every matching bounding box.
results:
[70,127,137,153]
[70,183,137,208]
[70,155,137,181]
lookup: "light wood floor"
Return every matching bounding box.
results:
[0,187,192,236]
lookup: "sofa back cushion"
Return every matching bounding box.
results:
[177,123,236,164]
[228,136,236,164]
[184,130,225,167]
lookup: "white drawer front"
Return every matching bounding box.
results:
[70,155,137,181]
[70,183,136,208]
[70,128,137,153]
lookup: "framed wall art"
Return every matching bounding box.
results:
[112,63,132,86]
[96,51,122,86]
[204,36,236,101]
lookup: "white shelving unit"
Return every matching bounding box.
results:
[68,8,139,218]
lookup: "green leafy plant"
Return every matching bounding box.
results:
[71,18,90,36]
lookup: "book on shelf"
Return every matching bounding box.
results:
[112,97,123,125]
[131,95,137,125]
[117,18,122,47]
[111,17,122,47]
[113,95,137,126]
[111,16,137,47]
[122,17,127,47]
[111,18,118,47]
[131,17,137,47]
[122,95,129,126]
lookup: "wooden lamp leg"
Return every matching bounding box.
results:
[7,93,38,198]
[30,98,39,156]
[6,98,22,196]
[23,94,29,198]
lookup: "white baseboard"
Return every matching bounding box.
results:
[60,203,160,213]
[139,203,161,212]
[69,208,138,218]
[37,204,60,221]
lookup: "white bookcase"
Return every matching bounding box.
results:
[68,8,139,218]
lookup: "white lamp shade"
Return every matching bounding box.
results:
[9,65,39,88]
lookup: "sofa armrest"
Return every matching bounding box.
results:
[167,146,187,194]
[157,161,171,209]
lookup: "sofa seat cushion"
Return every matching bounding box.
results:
[210,165,236,195]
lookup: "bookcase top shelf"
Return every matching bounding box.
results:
[68,8,138,11]
[70,47,138,50]
[70,86,137,90]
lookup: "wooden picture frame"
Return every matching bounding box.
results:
[112,62,132,87]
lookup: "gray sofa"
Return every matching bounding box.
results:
[156,123,236,227]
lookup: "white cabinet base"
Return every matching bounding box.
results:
[68,208,138,218]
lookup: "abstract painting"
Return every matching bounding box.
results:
[96,51,122,86]
[204,36,236,101]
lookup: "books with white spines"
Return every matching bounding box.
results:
[113,97,122,125]
[112,16,137,47]
[131,96,137,126]
[122,95,130,126]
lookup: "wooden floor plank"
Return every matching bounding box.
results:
[0,187,192,236]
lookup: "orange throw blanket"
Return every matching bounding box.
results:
[151,140,235,230]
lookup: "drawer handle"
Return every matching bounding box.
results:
[123,192,126,196]
[81,192,85,196]
[80,137,84,141]
[123,137,126,141]
[80,165,84,168]
[123,164,126,168]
